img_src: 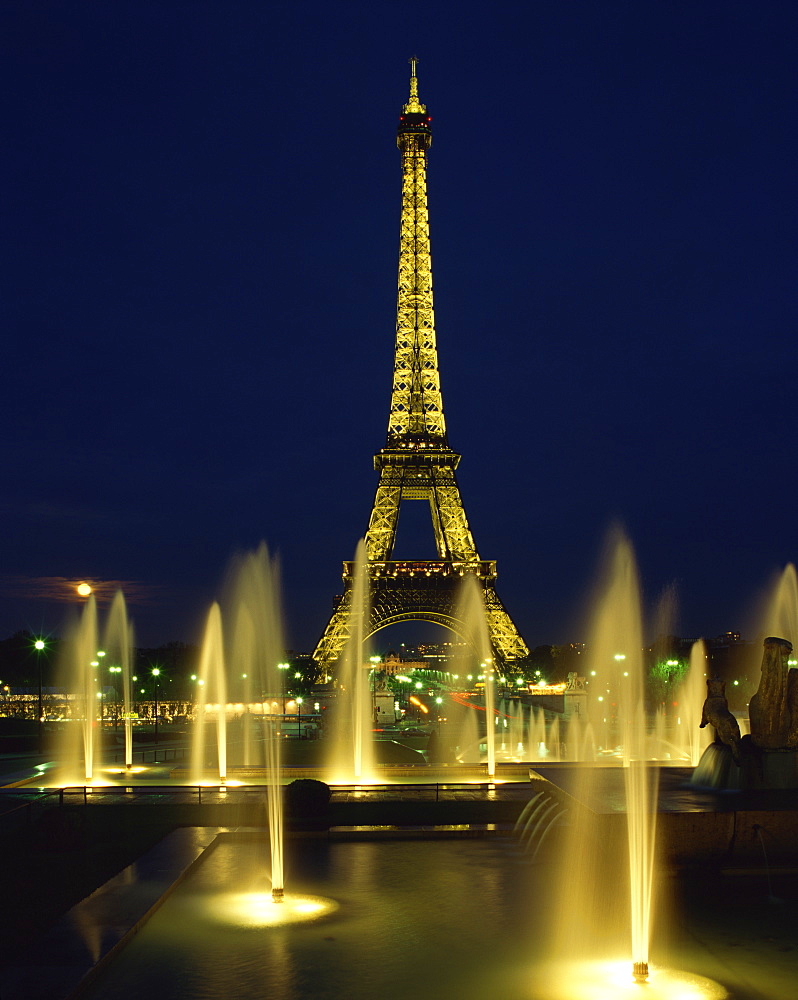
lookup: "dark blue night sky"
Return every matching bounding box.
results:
[2,1,797,650]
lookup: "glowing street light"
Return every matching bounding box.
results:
[296,696,304,737]
[33,638,47,747]
[109,665,122,727]
[152,668,161,745]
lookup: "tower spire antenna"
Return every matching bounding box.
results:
[404,54,425,114]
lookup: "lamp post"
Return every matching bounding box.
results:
[152,668,161,745]
[34,639,46,749]
[277,662,289,720]
[296,696,303,738]
[96,650,106,727]
[370,655,381,724]
[109,666,122,729]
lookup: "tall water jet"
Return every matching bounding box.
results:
[454,697,480,763]
[550,528,658,984]
[760,563,798,645]
[230,604,257,768]
[191,603,227,783]
[57,595,101,783]
[458,574,496,776]
[225,543,286,898]
[677,640,711,766]
[599,534,657,980]
[327,540,375,782]
[104,591,134,770]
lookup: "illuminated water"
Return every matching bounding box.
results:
[552,530,658,980]
[70,836,797,1000]
[675,640,712,767]
[54,595,100,782]
[104,592,135,770]
[190,602,228,782]
[326,539,376,782]
[459,574,497,776]
[761,563,798,644]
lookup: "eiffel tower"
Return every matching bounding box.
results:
[313,60,529,670]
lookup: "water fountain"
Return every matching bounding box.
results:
[104,591,135,771]
[225,543,287,897]
[16,542,798,1000]
[675,640,712,766]
[190,603,228,784]
[325,539,376,782]
[54,595,101,783]
[458,574,498,777]
[187,543,288,897]
[544,529,658,987]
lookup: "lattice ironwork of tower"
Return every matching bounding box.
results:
[313,60,529,671]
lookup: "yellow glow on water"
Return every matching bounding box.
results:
[57,778,114,788]
[532,960,729,1000]
[105,767,147,775]
[209,892,338,927]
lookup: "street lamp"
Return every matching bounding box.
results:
[277,663,290,714]
[152,668,161,744]
[33,638,46,748]
[95,651,106,725]
[296,696,303,738]
[109,666,122,728]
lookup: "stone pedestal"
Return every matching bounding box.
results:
[692,736,798,790]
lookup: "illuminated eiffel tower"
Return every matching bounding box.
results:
[313,60,528,670]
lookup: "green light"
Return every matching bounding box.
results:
[152,668,161,677]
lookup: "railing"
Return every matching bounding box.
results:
[105,744,191,765]
[0,779,509,819]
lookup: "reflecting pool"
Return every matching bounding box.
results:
[77,836,796,1000]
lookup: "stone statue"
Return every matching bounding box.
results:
[700,677,742,764]
[693,637,798,790]
[749,636,798,750]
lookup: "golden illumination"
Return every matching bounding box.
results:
[208,891,338,928]
[531,960,729,1000]
[76,582,92,597]
[311,62,529,671]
